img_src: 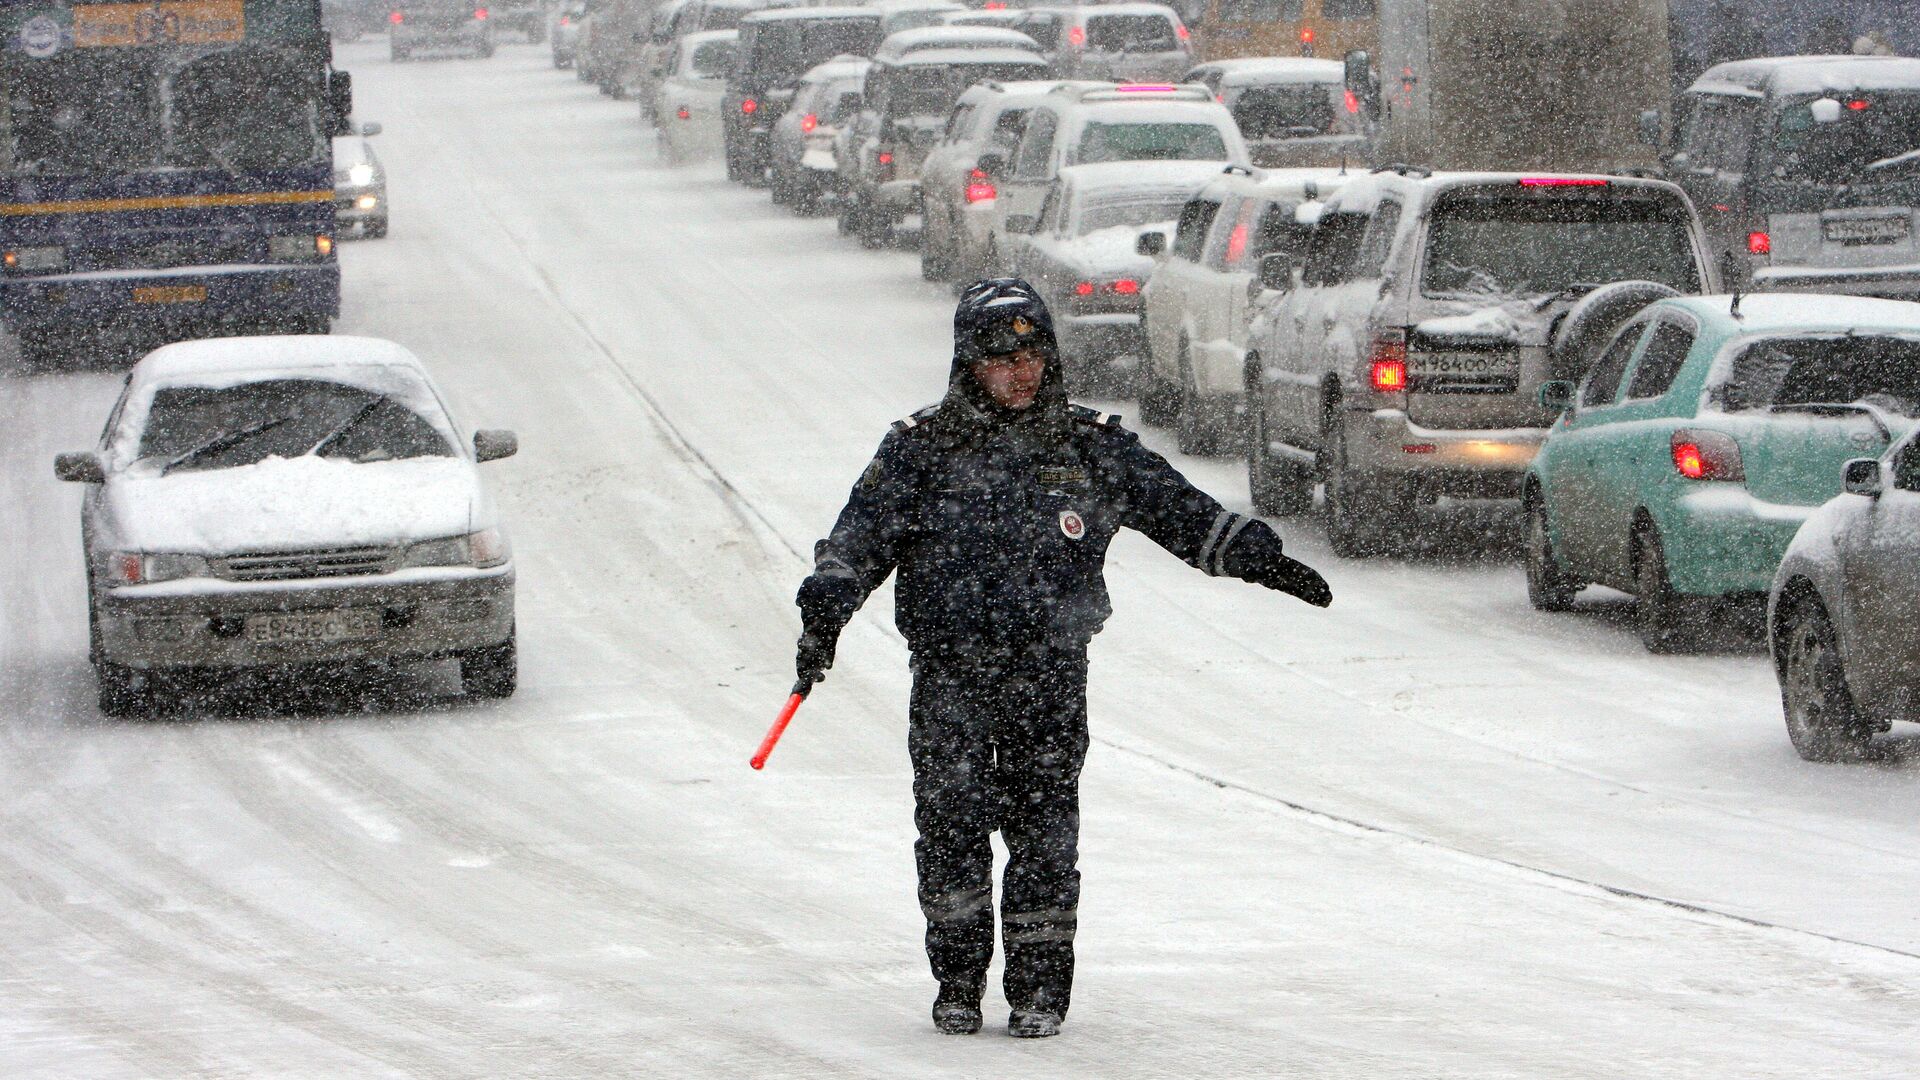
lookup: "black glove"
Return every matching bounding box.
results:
[796,630,837,688]
[1255,553,1332,608]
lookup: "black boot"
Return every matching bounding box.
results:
[1007,1007,1063,1038]
[932,983,983,1035]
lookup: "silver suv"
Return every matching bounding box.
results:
[1243,170,1717,555]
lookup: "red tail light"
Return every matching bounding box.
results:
[1176,23,1189,39]
[1068,25,1084,45]
[1368,332,1408,392]
[1075,281,1096,296]
[389,10,403,22]
[1849,99,1871,111]
[1747,230,1772,255]
[1519,177,1609,187]
[800,113,818,134]
[964,180,996,203]
[877,151,893,165]
[677,106,690,120]
[1670,429,1745,482]
[1300,27,1314,46]
[559,13,569,24]
[1111,278,1139,295]
[984,0,1006,7]
[741,98,758,115]
[473,6,487,18]
[1343,88,1360,113]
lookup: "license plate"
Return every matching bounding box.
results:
[1823,215,1910,245]
[133,284,207,304]
[1412,352,1519,378]
[245,609,381,644]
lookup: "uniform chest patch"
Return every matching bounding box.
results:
[1059,509,1086,540]
[1036,465,1088,486]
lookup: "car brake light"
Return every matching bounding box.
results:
[109,553,144,586]
[1748,230,1771,255]
[1849,99,1870,111]
[800,113,817,134]
[1224,222,1247,264]
[1344,89,1360,113]
[877,151,893,165]
[677,106,690,120]
[474,6,487,18]
[984,0,1005,7]
[1075,281,1095,296]
[1111,278,1139,294]
[559,13,569,24]
[1068,25,1084,45]
[1300,27,1314,46]
[965,179,996,203]
[741,98,757,114]
[1670,429,1744,482]
[1368,332,1408,392]
[389,9,402,22]
[1117,84,1175,92]
[1518,177,1610,187]
[1176,24,1189,39]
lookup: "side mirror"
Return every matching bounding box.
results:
[54,451,105,484]
[1637,109,1662,149]
[1537,380,1576,413]
[327,71,353,138]
[1136,230,1166,257]
[1004,213,1041,235]
[975,151,1007,179]
[359,121,382,137]
[1844,457,1884,497]
[1258,251,1291,290]
[473,429,519,463]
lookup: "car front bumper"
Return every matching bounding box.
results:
[1341,407,1546,498]
[1057,312,1146,362]
[95,566,515,670]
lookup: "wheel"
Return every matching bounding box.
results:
[1246,365,1313,516]
[476,43,495,59]
[920,225,952,281]
[1321,408,1388,558]
[1138,360,1178,425]
[836,198,857,235]
[770,164,794,205]
[1632,526,1701,653]
[1523,495,1579,612]
[575,59,591,82]
[1780,596,1874,762]
[1175,346,1222,456]
[460,629,518,699]
[856,199,892,249]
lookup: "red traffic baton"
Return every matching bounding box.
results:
[750,681,812,770]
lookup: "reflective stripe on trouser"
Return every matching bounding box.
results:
[908,644,1089,1015]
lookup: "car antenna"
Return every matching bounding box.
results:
[1729,280,1743,320]
[1338,150,1348,176]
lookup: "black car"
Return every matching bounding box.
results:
[724,6,883,184]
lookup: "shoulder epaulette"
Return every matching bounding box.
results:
[1069,404,1122,427]
[891,403,942,432]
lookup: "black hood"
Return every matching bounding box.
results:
[931,278,1071,447]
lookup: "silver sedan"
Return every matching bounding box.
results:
[56,335,519,716]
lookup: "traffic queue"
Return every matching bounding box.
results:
[610,2,1920,764]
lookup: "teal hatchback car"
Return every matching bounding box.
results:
[1523,293,1920,651]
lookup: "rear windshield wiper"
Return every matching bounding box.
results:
[161,415,293,475]
[1767,401,1894,444]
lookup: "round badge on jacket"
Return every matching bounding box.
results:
[1059,509,1085,540]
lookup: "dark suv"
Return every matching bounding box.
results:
[724,6,883,184]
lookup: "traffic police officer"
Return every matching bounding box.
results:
[794,279,1331,1038]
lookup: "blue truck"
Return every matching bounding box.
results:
[0,0,351,367]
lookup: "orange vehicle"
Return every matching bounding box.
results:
[1190,0,1378,65]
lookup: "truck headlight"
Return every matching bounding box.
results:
[268,234,333,262]
[347,163,375,187]
[404,529,509,569]
[2,245,66,272]
[105,551,210,586]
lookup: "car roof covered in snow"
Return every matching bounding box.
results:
[1691,55,1920,98]
[873,25,1041,61]
[1075,2,1180,20]
[1058,159,1229,195]
[740,6,877,25]
[884,46,1048,69]
[1664,293,1920,336]
[679,29,739,47]
[1194,58,1344,86]
[800,55,872,82]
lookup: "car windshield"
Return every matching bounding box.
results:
[1767,91,1920,183]
[138,379,455,473]
[1076,121,1227,164]
[1075,191,1189,235]
[1084,14,1176,52]
[1232,84,1337,139]
[1716,335,1920,417]
[1421,195,1702,298]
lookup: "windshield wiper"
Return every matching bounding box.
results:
[161,415,293,475]
[309,396,388,458]
[1862,147,1920,177]
[1767,401,1894,444]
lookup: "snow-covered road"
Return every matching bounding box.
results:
[4,44,1919,1077]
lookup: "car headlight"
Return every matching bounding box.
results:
[403,528,510,570]
[347,163,375,186]
[268,234,333,261]
[3,245,66,272]
[104,551,210,586]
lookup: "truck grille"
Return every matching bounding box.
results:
[217,546,397,582]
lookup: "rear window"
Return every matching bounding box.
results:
[1717,335,1920,417]
[1232,84,1336,140]
[1420,194,1702,298]
[689,40,736,76]
[887,64,1045,118]
[1766,92,1920,184]
[1015,15,1059,50]
[138,379,453,473]
[1084,14,1177,52]
[1076,191,1189,235]
[1076,121,1227,163]
[743,18,882,81]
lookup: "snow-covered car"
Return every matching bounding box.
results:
[388,0,495,60]
[1242,171,1717,555]
[1771,395,1920,761]
[1007,160,1223,388]
[54,336,520,716]
[550,0,587,68]
[653,30,739,165]
[331,122,388,239]
[769,56,870,212]
[1179,58,1366,169]
[834,28,1052,247]
[1140,165,1343,454]
[918,78,1065,284]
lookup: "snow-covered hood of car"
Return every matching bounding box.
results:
[103,454,491,555]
